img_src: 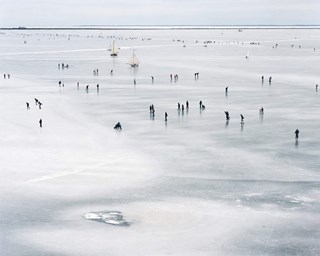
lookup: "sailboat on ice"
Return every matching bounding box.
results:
[110,41,119,56]
[129,50,139,67]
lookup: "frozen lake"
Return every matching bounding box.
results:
[0,28,320,256]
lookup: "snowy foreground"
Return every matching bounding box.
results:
[0,28,320,256]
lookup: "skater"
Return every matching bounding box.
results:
[114,122,122,130]
[181,104,184,112]
[77,82,79,89]
[7,74,10,79]
[34,98,38,105]
[39,119,42,128]
[240,114,244,123]
[199,100,203,109]
[96,84,99,91]
[110,69,113,76]
[225,86,228,94]
[165,112,168,122]
[38,102,43,109]
[224,111,230,120]
[295,129,299,139]
[186,101,189,109]
[170,74,173,81]
[260,107,264,115]
[86,85,89,92]
[151,76,154,83]
[316,84,318,92]
[26,102,30,109]
[134,78,136,85]
[59,80,62,87]
[261,76,264,83]
[3,74,6,79]
[269,76,272,84]
[177,102,181,111]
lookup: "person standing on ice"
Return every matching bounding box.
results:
[225,86,228,95]
[39,119,42,128]
[26,102,30,109]
[269,76,272,84]
[316,84,318,92]
[295,129,300,139]
[186,101,189,109]
[260,107,264,115]
[240,114,244,123]
[225,111,230,120]
[165,112,168,122]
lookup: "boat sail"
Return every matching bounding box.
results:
[110,41,119,56]
[129,50,139,67]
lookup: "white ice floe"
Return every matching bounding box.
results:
[84,211,129,226]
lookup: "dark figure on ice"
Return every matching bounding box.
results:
[26,102,30,109]
[316,84,318,92]
[269,76,272,84]
[77,82,79,89]
[225,86,228,95]
[186,101,189,109]
[295,129,299,139]
[59,80,62,87]
[110,70,113,76]
[225,111,230,120]
[240,114,244,123]
[7,74,10,79]
[134,78,136,85]
[39,119,42,128]
[181,104,184,112]
[261,76,264,83]
[151,76,154,83]
[4,74,6,79]
[114,122,122,130]
[38,102,43,109]
[149,105,155,117]
[199,100,203,109]
[86,85,89,92]
[97,84,99,91]
[170,74,173,82]
[165,112,168,122]
[177,102,181,111]
[34,98,39,105]
[260,107,264,115]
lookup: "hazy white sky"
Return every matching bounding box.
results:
[1,0,320,27]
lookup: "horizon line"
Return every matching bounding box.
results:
[1,24,320,30]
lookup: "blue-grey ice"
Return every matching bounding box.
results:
[0,27,319,256]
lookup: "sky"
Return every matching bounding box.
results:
[1,0,320,27]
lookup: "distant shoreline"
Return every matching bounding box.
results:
[1,25,320,31]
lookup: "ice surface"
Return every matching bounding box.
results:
[0,28,320,256]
